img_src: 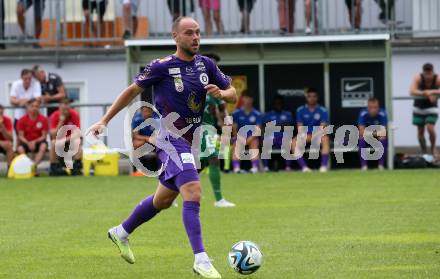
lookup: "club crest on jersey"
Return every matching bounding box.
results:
[314,113,321,120]
[173,75,184,92]
[187,92,202,113]
[199,73,209,85]
[36,122,42,129]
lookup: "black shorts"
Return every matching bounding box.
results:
[238,0,256,12]
[167,0,195,15]
[82,0,107,19]
[19,140,47,153]
[17,0,45,18]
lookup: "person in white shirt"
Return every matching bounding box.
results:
[10,69,41,123]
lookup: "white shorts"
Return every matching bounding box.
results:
[121,0,139,14]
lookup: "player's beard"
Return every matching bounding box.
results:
[181,42,199,57]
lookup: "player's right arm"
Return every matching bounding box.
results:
[88,59,164,137]
[88,83,143,136]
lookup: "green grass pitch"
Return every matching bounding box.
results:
[1,170,440,279]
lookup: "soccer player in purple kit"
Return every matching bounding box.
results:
[87,16,236,278]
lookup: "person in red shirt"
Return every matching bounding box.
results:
[49,98,82,176]
[16,99,48,169]
[0,104,14,165]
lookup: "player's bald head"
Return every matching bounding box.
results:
[172,16,199,32]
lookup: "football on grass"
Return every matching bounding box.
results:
[228,241,263,275]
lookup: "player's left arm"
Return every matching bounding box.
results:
[205,84,237,104]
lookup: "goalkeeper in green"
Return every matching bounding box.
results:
[201,53,235,208]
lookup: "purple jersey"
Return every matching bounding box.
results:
[135,54,231,143]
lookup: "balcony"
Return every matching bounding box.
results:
[0,0,438,49]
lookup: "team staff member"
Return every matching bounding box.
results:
[16,99,49,172]
[410,63,440,158]
[10,69,41,124]
[0,104,14,166]
[33,65,66,116]
[49,98,82,176]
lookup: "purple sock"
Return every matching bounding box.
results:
[379,138,387,167]
[358,138,368,167]
[183,201,205,254]
[321,154,329,167]
[122,195,159,234]
[251,160,259,169]
[232,160,240,170]
[297,157,307,169]
[285,160,292,169]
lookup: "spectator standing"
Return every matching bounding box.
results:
[345,0,362,31]
[83,0,108,38]
[167,0,195,21]
[410,63,440,158]
[263,95,294,171]
[199,0,223,35]
[232,92,262,173]
[16,99,48,171]
[237,0,256,34]
[358,98,387,170]
[16,0,45,47]
[305,0,318,34]
[0,104,14,166]
[49,98,82,176]
[121,0,139,39]
[33,65,66,116]
[10,69,41,124]
[278,0,295,34]
[292,88,330,172]
[374,0,394,23]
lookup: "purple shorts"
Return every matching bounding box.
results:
[157,137,200,192]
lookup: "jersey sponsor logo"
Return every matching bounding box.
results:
[169,67,181,75]
[185,66,195,75]
[199,73,209,85]
[196,61,204,67]
[173,75,184,92]
[187,92,203,113]
[137,66,152,80]
[180,153,195,165]
[249,116,256,123]
[197,66,206,72]
[185,116,202,124]
[314,113,321,120]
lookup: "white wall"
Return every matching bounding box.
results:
[391,51,440,147]
[0,50,436,149]
[0,60,127,148]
